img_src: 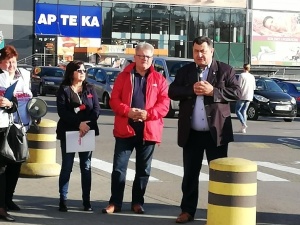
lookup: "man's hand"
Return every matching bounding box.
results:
[128,108,147,121]
[193,81,214,96]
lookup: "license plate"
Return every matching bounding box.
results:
[275,105,291,111]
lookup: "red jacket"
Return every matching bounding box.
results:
[110,62,170,143]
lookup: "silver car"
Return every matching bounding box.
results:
[121,56,193,117]
[86,67,121,108]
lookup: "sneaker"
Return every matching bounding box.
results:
[241,128,246,133]
[242,124,248,129]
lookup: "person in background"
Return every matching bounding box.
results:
[102,42,170,214]
[56,60,100,212]
[235,64,256,133]
[168,36,241,223]
[0,45,21,222]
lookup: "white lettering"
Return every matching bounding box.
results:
[90,16,100,27]
[82,16,91,26]
[81,16,100,27]
[69,15,77,26]
[37,14,57,25]
[60,15,69,25]
[37,14,48,25]
[48,14,56,24]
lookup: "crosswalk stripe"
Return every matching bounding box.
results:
[195,160,288,181]
[74,158,160,182]
[75,157,300,182]
[130,159,209,181]
[257,161,300,175]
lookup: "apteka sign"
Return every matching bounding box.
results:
[35,3,102,38]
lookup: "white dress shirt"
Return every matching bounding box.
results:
[191,65,210,131]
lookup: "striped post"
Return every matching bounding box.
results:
[21,119,61,177]
[207,157,257,225]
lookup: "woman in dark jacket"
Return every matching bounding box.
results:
[56,60,100,212]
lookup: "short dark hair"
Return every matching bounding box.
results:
[61,60,86,86]
[243,63,250,72]
[263,16,273,27]
[192,36,213,48]
[0,45,18,62]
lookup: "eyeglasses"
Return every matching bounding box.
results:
[135,55,153,60]
[76,69,86,74]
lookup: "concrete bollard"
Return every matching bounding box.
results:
[207,157,257,225]
[21,119,61,177]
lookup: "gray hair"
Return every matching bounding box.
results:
[135,42,154,54]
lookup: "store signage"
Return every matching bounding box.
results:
[35,3,102,38]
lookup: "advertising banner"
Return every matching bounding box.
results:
[251,10,300,66]
[35,3,102,38]
[252,0,300,11]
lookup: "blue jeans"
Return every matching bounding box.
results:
[59,140,92,202]
[235,100,250,126]
[109,136,155,208]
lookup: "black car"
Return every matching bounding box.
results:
[31,66,65,96]
[232,76,297,122]
[277,80,300,116]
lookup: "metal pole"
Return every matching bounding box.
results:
[44,47,46,66]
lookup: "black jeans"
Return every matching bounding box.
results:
[181,129,228,217]
[0,163,6,208]
[5,162,22,204]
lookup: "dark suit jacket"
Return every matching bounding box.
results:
[168,59,241,147]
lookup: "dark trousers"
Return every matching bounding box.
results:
[181,130,228,217]
[0,162,21,208]
[109,136,155,208]
[58,140,92,202]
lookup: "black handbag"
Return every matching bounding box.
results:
[0,109,29,163]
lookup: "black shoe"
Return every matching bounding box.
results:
[0,213,15,222]
[6,201,21,211]
[59,200,68,212]
[83,201,93,211]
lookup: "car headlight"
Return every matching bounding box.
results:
[253,94,269,103]
[45,81,55,85]
[291,97,296,105]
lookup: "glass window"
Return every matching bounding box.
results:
[215,9,230,43]
[230,9,246,43]
[102,7,112,40]
[214,43,229,63]
[198,8,215,41]
[188,8,198,42]
[87,68,95,79]
[58,0,79,5]
[132,5,151,38]
[153,60,165,77]
[112,3,132,33]
[170,6,188,37]
[229,43,245,68]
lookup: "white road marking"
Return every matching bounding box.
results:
[257,161,300,176]
[74,158,160,181]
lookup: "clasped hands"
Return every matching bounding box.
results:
[193,81,214,96]
[128,108,147,122]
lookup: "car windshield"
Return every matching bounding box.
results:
[255,79,283,92]
[166,60,192,78]
[43,68,64,77]
[106,71,120,83]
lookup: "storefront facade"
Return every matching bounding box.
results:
[1,0,249,68]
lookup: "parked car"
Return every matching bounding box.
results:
[231,76,297,122]
[31,66,65,96]
[277,80,300,116]
[122,56,193,117]
[18,64,33,72]
[86,67,121,108]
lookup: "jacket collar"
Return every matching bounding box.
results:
[207,59,218,84]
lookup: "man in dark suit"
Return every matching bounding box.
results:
[168,36,241,223]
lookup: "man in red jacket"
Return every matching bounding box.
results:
[102,42,170,214]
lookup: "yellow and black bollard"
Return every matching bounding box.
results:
[207,157,257,225]
[21,119,61,177]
